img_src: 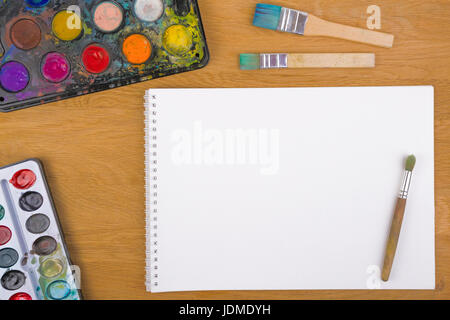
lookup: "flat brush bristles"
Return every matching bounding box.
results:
[240,54,260,70]
[405,155,416,172]
[253,3,281,30]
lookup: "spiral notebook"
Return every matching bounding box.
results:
[145,87,435,293]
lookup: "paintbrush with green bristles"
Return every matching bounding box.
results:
[253,3,394,48]
[382,155,416,281]
[240,53,375,70]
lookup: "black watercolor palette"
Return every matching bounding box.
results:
[0,159,81,300]
[0,0,209,112]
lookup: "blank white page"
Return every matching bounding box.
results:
[145,87,435,292]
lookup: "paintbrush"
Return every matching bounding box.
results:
[253,3,394,48]
[240,53,375,69]
[382,155,416,281]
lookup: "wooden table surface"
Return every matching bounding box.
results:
[1,0,449,300]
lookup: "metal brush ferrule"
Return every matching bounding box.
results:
[399,170,412,199]
[260,54,288,69]
[277,7,309,35]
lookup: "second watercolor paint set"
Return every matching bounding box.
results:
[0,0,209,112]
[0,159,81,300]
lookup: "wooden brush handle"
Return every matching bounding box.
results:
[382,198,407,281]
[304,15,394,48]
[289,53,375,68]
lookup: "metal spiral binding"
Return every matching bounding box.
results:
[145,91,158,292]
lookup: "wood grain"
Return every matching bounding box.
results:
[304,14,395,48]
[0,0,449,299]
[382,198,407,282]
[288,53,375,68]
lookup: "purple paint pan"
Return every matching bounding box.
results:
[0,61,30,93]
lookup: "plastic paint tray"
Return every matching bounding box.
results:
[0,0,209,112]
[0,159,81,300]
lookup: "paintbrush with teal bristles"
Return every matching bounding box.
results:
[253,3,394,48]
[382,155,416,281]
[240,53,375,70]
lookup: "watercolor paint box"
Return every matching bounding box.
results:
[0,159,81,300]
[0,0,209,112]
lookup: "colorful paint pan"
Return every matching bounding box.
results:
[19,191,43,212]
[0,0,208,112]
[0,61,30,93]
[134,0,164,22]
[9,292,32,300]
[82,44,110,74]
[0,226,12,245]
[9,169,36,190]
[26,214,50,234]
[122,34,152,64]
[93,1,124,33]
[10,18,41,50]
[52,10,83,41]
[32,236,57,256]
[39,258,65,278]
[47,280,70,300]
[41,52,71,83]
[25,0,50,7]
[0,248,19,268]
[1,270,26,291]
[0,159,81,300]
[163,24,193,56]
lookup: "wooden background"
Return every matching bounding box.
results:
[1,0,449,299]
